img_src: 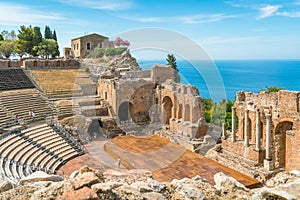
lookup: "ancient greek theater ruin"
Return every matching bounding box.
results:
[0,49,299,196]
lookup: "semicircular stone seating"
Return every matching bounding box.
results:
[0,122,83,182]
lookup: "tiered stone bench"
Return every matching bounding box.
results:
[0,122,83,182]
[0,89,55,120]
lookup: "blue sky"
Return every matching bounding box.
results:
[0,0,300,60]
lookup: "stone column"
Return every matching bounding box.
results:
[244,110,249,146]
[231,107,236,142]
[255,109,261,151]
[222,122,226,139]
[265,114,272,160]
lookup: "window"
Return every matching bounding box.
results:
[86,42,91,50]
[73,44,76,50]
[105,92,108,100]
[76,43,79,50]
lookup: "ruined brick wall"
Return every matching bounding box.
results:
[0,59,21,68]
[151,65,175,83]
[23,59,80,69]
[225,90,300,171]
[161,80,207,138]
[97,64,207,138]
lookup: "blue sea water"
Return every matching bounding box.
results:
[138,60,300,102]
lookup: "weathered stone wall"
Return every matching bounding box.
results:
[23,59,80,69]
[161,79,207,138]
[223,90,300,171]
[0,59,21,68]
[71,34,109,58]
[97,64,207,143]
[151,65,175,83]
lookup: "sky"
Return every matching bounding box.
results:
[1,0,300,60]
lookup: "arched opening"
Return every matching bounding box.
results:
[87,119,104,139]
[162,96,173,124]
[274,121,293,168]
[129,83,156,124]
[118,101,133,121]
[185,104,190,121]
[177,104,183,119]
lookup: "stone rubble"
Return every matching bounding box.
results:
[0,166,299,200]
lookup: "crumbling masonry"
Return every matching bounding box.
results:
[222,90,300,171]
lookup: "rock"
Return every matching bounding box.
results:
[290,170,300,177]
[91,182,123,193]
[70,170,80,179]
[72,172,102,190]
[142,192,166,200]
[131,181,153,193]
[0,180,13,193]
[0,186,37,200]
[214,172,249,192]
[61,186,99,200]
[25,181,52,189]
[91,183,112,193]
[251,178,300,200]
[192,175,207,182]
[173,183,207,200]
[79,166,93,174]
[19,171,64,185]
[115,184,142,199]
[30,180,74,200]
[147,178,166,192]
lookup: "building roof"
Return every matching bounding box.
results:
[71,33,109,41]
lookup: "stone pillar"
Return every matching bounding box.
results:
[231,107,236,142]
[222,122,226,139]
[172,106,176,119]
[244,109,249,146]
[265,114,272,160]
[255,109,261,151]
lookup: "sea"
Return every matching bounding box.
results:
[137,60,300,102]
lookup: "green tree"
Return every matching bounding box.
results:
[259,86,284,93]
[33,38,58,58]
[0,40,16,58]
[201,98,214,123]
[16,25,35,55]
[166,54,178,71]
[44,26,52,39]
[52,30,57,41]
[32,26,43,56]
[1,30,16,40]
[52,30,60,57]
[0,34,3,41]
[166,54,180,83]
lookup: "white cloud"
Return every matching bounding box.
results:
[257,5,282,19]
[120,14,236,24]
[0,3,64,26]
[276,11,300,18]
[57,0,133,11]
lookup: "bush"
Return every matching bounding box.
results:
[93,47,127,58]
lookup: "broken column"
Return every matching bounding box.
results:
[222,122,226,139]
[255,108,261,151]
[264,113,274,170]
[244,109,249,146]
[231,107,236,142]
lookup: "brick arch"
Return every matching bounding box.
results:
[162,96,173,125]
[118,101,133,121]
[177,104,183,119]
[184,104,190,122]
[274,121,293,168]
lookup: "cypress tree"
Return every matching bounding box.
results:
[44,26,52,39]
